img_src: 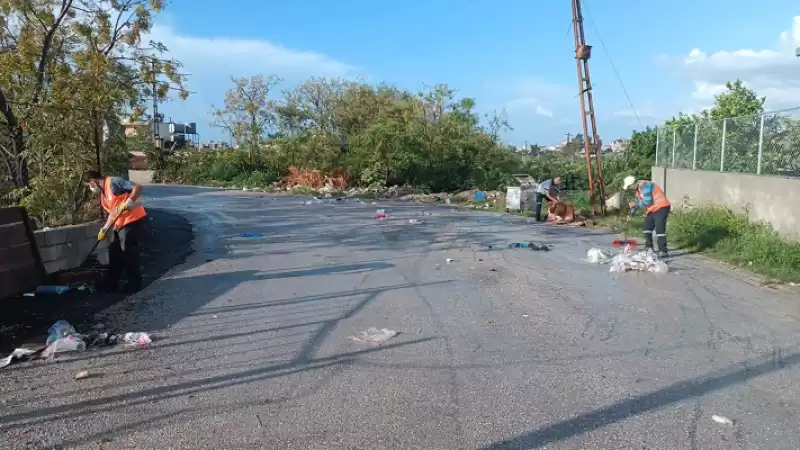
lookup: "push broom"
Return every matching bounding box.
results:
[612,214,638,247]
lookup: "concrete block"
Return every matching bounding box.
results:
[38,244,66,263]
[34,232,47,248]
[44,259,69,274]
[43,228,68,246]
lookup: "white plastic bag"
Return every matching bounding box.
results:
[42,336,86,359]
[585,247,614,264]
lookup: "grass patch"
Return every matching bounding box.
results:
[670,205,800,282]
[598,205,800,283]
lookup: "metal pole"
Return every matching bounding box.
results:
[671,129,677,167]
[654,126,660,166]
[692,123,698,170]
[756,114,765,175]
[720,118,726,172]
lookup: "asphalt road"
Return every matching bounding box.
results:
[3,185,800,450]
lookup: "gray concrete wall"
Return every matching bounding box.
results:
[651,166,800,238]
[34,222,109,274]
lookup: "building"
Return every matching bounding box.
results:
[120,116,199,150]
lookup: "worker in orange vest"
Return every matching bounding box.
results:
[83,170,147,292]
[623,175,671,258]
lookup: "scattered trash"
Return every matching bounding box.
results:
[22,292,35,297]
[350,327,398,345]
[446,258,455,263]
[35,285,71,295]
[609,251,669,273]
[121,332,152,348]
[711,415,734,425]
[239,232,263,238]
[508,242,549,251]
[445,198,451,204]
[46,320,77,346]
[42,335,86,359]
[0,348,37,369]
[408,219,422,225]
[74,370,92,380]
[585,247,614,264]
[522,314,529,318]
[474,191,487,201]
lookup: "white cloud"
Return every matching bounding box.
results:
[535,105,553,118]
[662,16,800,110]
[147,24,358,79]
[142,23,360,133]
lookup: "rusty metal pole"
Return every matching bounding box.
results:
[571,0,596,216]
[571,0,606,215]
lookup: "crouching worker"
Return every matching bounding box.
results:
[83,170,147,292]
[623,175,670,258]
[534,175,562,222]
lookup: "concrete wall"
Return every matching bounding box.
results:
[34,222,109,274]
[652,166,800,238]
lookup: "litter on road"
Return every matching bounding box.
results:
[239,232,263,238]
[712,414,735,425]
[350,327,398,346]
[74,370,92,380]
[609,251,669,273]
[0,348,37,369]
[508,241,550,251]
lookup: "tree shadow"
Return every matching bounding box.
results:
[479,350,800,450]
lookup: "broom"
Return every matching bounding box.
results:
[612,214,638,247]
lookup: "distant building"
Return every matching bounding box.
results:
[120,116,199,150]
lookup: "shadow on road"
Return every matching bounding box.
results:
[479,351,800,450]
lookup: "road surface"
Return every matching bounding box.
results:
[3,185,800,450]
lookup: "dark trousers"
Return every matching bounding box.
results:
[534,193,549,222]
[643,205,670,251]
[104,220,143,290]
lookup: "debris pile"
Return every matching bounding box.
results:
[586,248,669,273]
[1,320,153,369]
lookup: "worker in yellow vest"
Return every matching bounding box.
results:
[623,175,671,258]
[83,170,147,292]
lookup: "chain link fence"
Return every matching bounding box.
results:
[654,107,800,177]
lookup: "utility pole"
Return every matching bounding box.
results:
[151,59,160,149]
[571,0,606,216]
[564,132,572,143]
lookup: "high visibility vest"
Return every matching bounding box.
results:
[636,180,670,214]
[100,177,147,230]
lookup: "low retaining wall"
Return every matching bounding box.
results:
[34,222,109,274]
[652,166,800,238]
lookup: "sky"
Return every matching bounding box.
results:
[148,0,800,147]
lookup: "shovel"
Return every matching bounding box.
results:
[612,215,638,247]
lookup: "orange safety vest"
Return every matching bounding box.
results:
[636,180,670,215]
[100,177,147,230]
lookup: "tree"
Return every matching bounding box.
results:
[0,0,187,190]
[211,74,281,163]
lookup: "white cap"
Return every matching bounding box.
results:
[623,176,637,189]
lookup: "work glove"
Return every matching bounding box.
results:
[97,226,109,241]
[115,199,135,214]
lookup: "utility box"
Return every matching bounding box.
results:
[506,174,537,213]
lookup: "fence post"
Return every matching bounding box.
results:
[756,114,765,175]
[692,123,698,170]
[671,128,677,167]
[654,126,660,166]
[720,118,727,172]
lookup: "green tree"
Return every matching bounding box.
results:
[211,74,281,164]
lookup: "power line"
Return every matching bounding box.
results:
[580,0,644,130]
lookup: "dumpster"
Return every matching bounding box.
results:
[505,174,537,213]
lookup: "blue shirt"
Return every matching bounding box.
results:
[631,181,654,214]
[108,177,135,196]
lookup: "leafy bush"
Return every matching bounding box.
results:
[669,205,800,282]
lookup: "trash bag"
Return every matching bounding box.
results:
[46,320,76,346]
[585,247,614,264]
[608,251,668,273]
[42,335,86,359]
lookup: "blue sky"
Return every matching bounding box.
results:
[152,0,800,146]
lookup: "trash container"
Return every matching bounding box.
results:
[506,174,537,213]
